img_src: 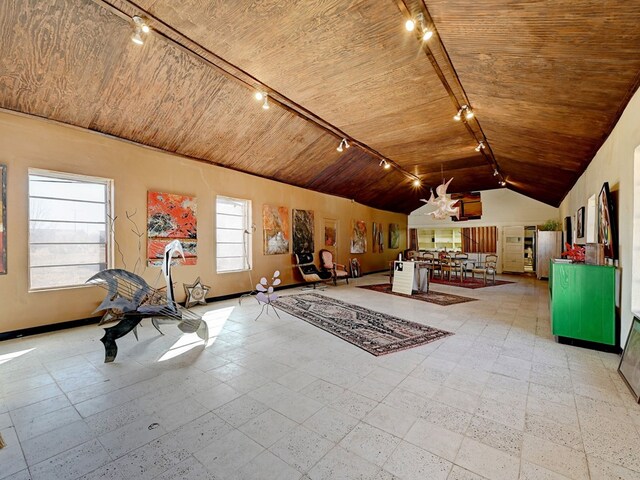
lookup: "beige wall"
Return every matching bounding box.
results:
[0,111,406,333]
[559,87,640,345]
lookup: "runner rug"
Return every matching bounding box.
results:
[272,293,452,356]
[358,283,476,306]
[429,277,514,289]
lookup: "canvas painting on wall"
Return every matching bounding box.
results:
[0,164,5,274]
[389,223,400,249]
[598,182,617,259]
[372,222,383,253]
[292,209,314,253]
[451,192,482,221]
[263,205,290,255]
[350,220,367,254]
[324,218,337,248]
[576,206,585,240]
[147,191,197,266]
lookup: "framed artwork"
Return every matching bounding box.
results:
[350,220,367,254]
[576,206,585,240]
[0,164,5,274]
[263,205,290,255]
[619,316,640,403]
[389,223,400,249]
[324,218,337,249]
[598,182,617,259]
[372,222,383,253]
[292,209,314,253]
[147,191,197,266]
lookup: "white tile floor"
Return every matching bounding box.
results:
[1,274,639,480]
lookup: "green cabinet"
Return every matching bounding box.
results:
[549,261,616,345]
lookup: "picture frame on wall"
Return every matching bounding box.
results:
[619,316,640,403]
[576,206,585,240]
[598,182,618,259]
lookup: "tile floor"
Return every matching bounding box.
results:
[1,274,639,480]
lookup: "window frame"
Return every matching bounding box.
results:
[27,168,114,292]
[216,195,252,274]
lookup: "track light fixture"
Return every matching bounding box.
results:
[337,138,350,152]
[413,178,421,187]
[493,168,499,176]
[475,141,485,152]
[406,13,433,41]
[131,16,150,45]
[453,105,474,122]
[499,180,506,187]
[379,159,391,170]
[261,93,269,110]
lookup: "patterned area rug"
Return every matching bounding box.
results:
[358,283,476,306]
[429,276,514,289]
[272,293,452,356]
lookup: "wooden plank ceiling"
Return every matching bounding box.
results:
[1,0,639,213]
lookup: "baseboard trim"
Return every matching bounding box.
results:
[0,269,387,341]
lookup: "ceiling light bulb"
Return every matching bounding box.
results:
[453,111,461,122]
[422,29,433,41]
[384,162,391,170]
[465,107,474,120]
[405,19,415,32]
[493,169,499,176]
[254,91,264,101]
[344,139,350,149]
[131,30,144,45]
[413,179,421,187]
[337,144,343,153]
[141,24,150,33]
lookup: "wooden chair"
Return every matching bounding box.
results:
[471,254,498,284]
[319,249,349,285]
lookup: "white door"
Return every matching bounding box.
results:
[503,226,525,273]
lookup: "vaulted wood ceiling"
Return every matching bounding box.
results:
[1,0,639,213]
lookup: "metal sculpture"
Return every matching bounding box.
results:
[255,270,281,320]
[421,178,459,220]
[87,240,208,362]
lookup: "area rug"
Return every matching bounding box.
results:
[357,283,476,306]
[429,276,514,289]
[272,293,452,356]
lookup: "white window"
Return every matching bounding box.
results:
[28,170,113,290]
[216,196,251,273]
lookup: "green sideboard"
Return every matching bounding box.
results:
[549,260,617,346]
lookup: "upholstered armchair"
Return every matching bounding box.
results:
[294,252,333,289]
[319,249,349,285]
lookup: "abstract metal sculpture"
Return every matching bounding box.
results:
[421,178,459,220]
[255,270,281,320]
[87,240,208,362]
[183,277,210,308]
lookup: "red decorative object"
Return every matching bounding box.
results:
[561,243,585,262]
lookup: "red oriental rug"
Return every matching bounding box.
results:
[358,283,476,306]
[429,276,514,289]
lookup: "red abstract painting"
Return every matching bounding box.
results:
[147,192,197,266]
